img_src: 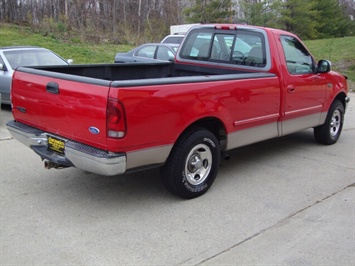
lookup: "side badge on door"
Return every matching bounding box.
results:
[89,127,100,135]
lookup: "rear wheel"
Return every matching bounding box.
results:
[161,128,220,199]
[314,100,344,145]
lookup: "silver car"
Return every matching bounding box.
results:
[114,43,179,63]
[0,46,72,105]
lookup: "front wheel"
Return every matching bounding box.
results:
[314,100,345,145]
[161,128,220,199]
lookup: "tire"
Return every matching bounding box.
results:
[314,100,344,145]
[161,128,220,199]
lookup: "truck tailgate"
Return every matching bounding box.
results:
[11,68,110,150]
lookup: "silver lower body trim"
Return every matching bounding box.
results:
[227,122,279,150]
[126,144,173,170]
[227,112,326,150]
[281,112,325,136]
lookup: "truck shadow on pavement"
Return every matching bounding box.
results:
[49,129,319,204]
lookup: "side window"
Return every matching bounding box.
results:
[281,36,314,74]
[156,46,174,61]
[136,46,157,59]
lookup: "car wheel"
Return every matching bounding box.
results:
[161,128,220,199]
[314,100,344,145]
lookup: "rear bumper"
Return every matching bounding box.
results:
[6,120,126,176]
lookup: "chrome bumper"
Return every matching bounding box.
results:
[6,120,126,176]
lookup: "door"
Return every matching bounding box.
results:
[278,35,328,135]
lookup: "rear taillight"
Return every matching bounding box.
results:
[107,98,126,138]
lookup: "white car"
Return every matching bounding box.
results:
[0,46,72,105]
[161,35,185,44]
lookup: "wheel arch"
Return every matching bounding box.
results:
[333,92,348,110]
[175,116,227,153]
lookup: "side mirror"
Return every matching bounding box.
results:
[67,59,73,65]
[168,56,175,62]
[317,60,331,73]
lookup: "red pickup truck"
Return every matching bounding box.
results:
[7,24,349,199]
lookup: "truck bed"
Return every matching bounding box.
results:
[20,62,256,82]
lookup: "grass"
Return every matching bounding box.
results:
[304,37,355,91]
[1,23,354,91]
[0,23,132,64]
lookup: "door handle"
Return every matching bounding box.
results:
[287,86,296,93]
[46,82,59,94]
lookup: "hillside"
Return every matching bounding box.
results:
[304,37,355,91]
[0,23,132,64]
[0,23,354,91]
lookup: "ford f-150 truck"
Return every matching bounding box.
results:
[6,24,350,199]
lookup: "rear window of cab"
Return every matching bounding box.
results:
[179,28,267,68]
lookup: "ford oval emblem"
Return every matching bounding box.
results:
[89,127,100,135]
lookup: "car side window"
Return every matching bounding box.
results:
[281,35,314,75]
[136,46,156,59]
[156,46,174,61]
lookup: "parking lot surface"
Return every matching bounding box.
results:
[1,96,354,265]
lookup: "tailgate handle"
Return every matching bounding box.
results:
[46,82,59,94]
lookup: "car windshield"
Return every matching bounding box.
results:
[4,49,67,69]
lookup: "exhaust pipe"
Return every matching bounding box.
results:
[44,159,67,170]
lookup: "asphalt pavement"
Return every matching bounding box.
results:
[0,95,354,265]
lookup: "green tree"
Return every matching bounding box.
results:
[241,0,283,29]
[280,0,321,39]
[184,0,235,23]
[315,0,353,38]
